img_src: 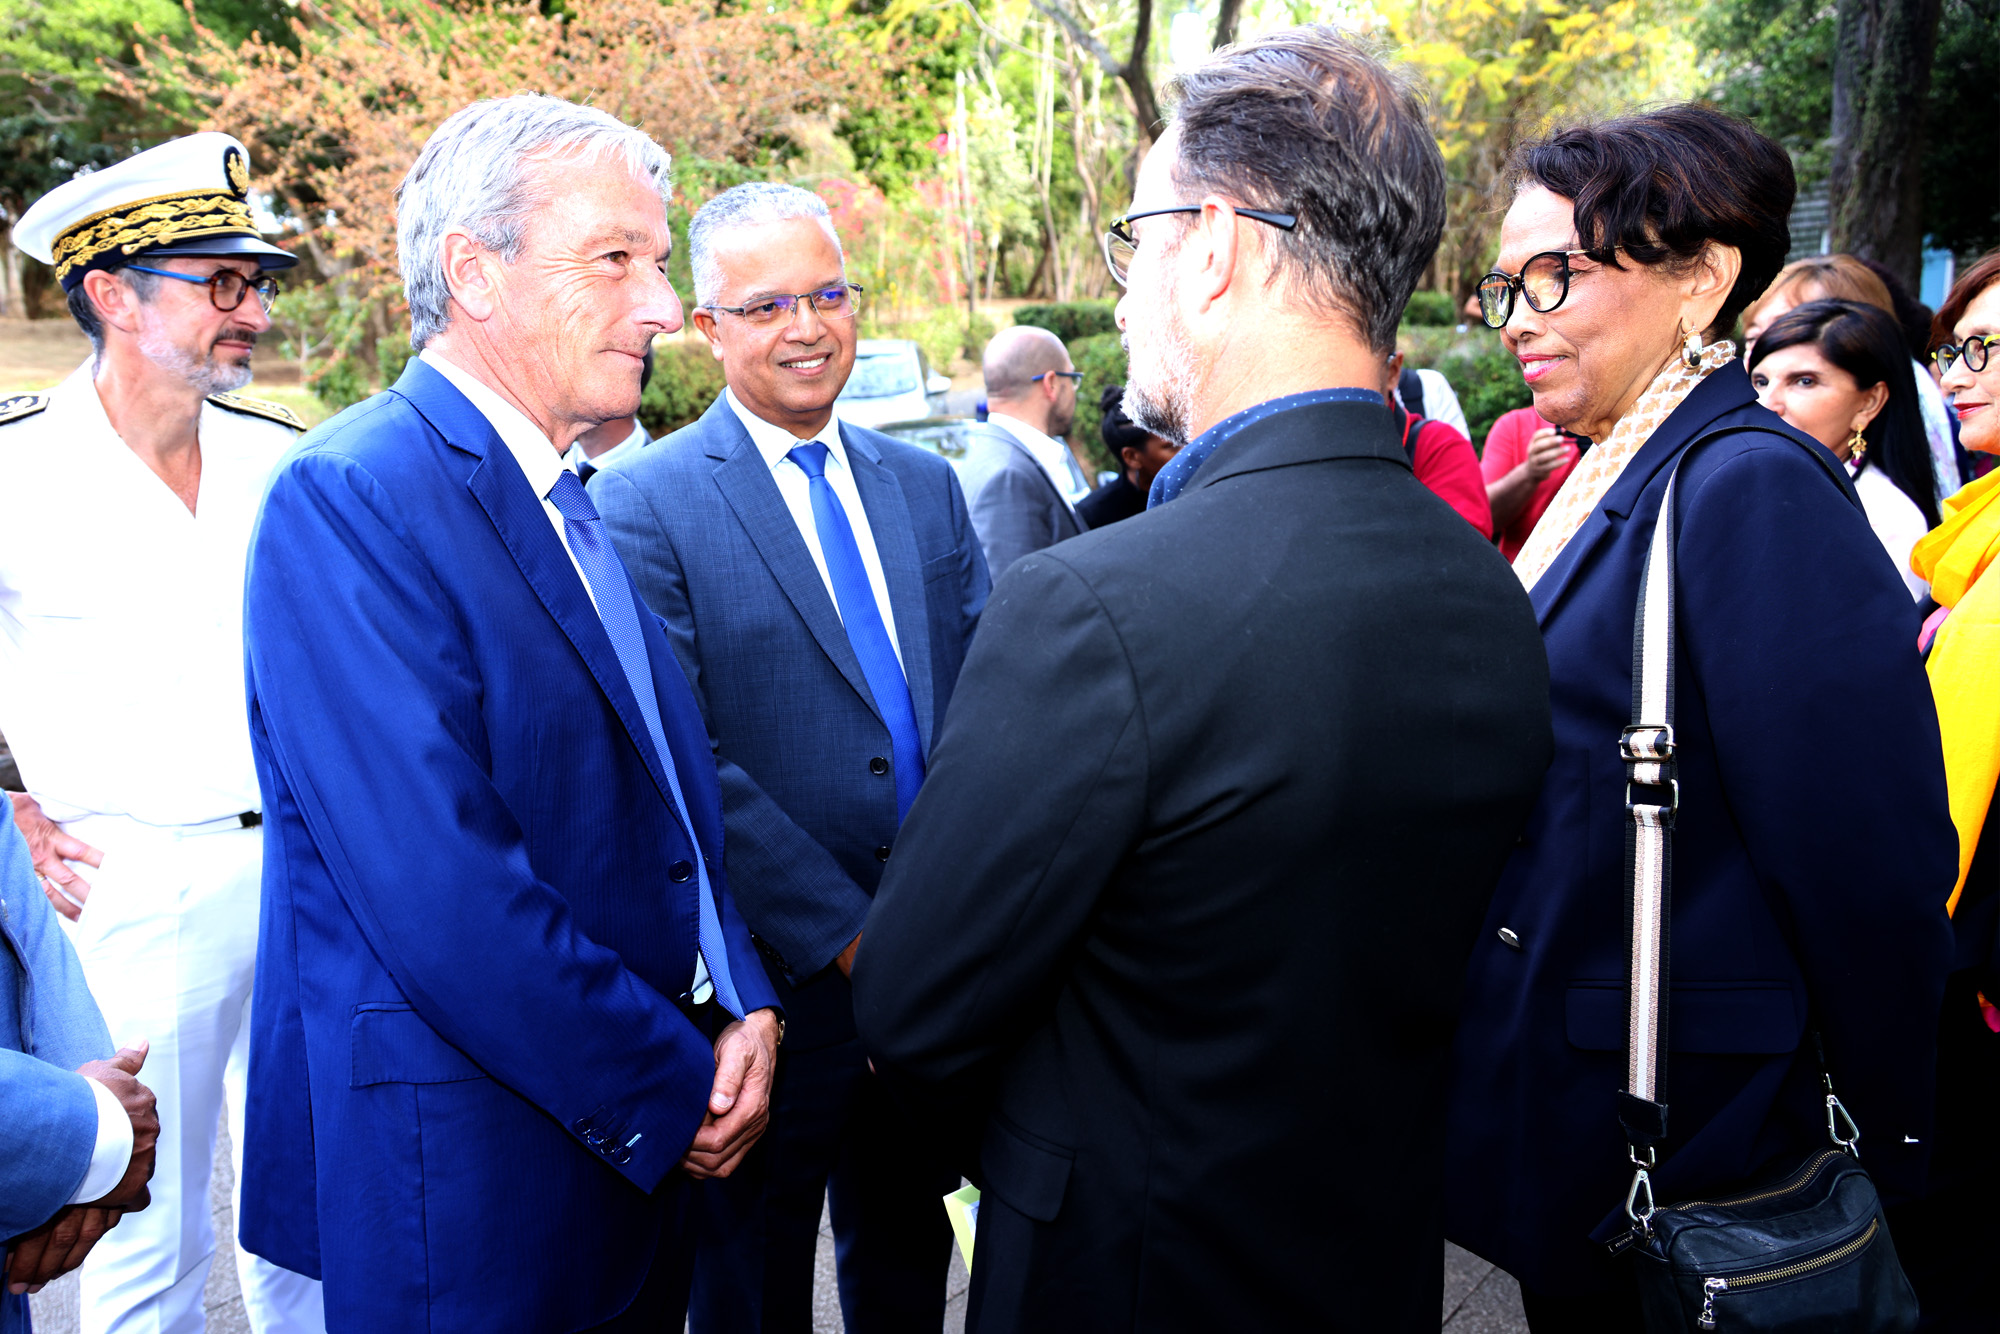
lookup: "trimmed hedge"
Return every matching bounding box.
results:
[1401,290,1460,327]
[1012,300,1120,344]
[640,339,728,437]
[1068,331,1132,476]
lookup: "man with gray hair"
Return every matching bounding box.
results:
[854,29,1551,1330]
[961,325,1090,574]
[238,94,780,1332]
[590,179,986,1333]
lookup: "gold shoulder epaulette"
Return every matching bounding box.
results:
[207,390,304,431]
[0,393,50,427]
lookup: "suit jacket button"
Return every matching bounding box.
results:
[668,860,694,883]
[608,1146,633,1166]
[1498,927,1523,951]
[874,845,892,863]
[869,756,889,776]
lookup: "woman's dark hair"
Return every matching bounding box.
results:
[1514,104,1794,327]
[1749,299,1940,528]
[1100,384,1151,455]
[1855,257,1937,362]
[1931,248,2000,353]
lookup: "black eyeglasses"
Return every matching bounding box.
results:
[1933,334,1999,374]
[1475,250,1602,329]
[1031,370,1083,384]
[126,264,281,314]
[705,283,863,328]
[1102,205,1298,287]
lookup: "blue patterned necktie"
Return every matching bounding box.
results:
[547,469,745,1018]
[786,443,925,821]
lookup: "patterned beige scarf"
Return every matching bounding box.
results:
[1514,339,1739,592]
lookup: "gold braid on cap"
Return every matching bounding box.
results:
[51,188,256,282]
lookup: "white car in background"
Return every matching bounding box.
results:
[835,339,952,428]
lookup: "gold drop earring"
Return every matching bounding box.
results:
[1848,426,1868,461]
[1682,326,1703,369]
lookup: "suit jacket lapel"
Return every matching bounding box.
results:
[394,359,681,813]
[1531,367,1757,628]
[843,424,936,750]
[701,401,884,724]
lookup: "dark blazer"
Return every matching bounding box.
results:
[852,399,1553,1332]
[590,395,989,1048]
[1444,362,1957,1295]
[965,421,1084,575]
[1075,471,1146,529]
[239,359,777,1332]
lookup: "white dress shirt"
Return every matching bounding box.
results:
[1851,459,1932,601]
[0,359,289,825]
[423,349,710,1001]
[67,1075,135,1204]
[725,388,905,670]
[986,411,1090,507]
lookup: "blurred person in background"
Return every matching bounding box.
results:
[1384,351,1492,535]
[1481,407,1581,561]
[1897,248,2000,1332]
[1392,359,1470,441]
[1075,384,1178,527]
[1749,298,1940,598]
[1745,254,1961,498]
[963,326,1089,574]
[1449,105,1955,1331]
[572,343,654,482]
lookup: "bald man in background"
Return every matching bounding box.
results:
[964,326,1090,574]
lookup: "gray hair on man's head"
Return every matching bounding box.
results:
[688,182,841,308]
[397,93,673,349]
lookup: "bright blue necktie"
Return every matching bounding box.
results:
[548,470,745,1018]
[786,443,925,821]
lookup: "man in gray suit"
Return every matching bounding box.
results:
[966,326,1088,574]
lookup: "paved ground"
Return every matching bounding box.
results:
[32,1120,1524,1332]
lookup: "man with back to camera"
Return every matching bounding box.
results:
[961,325,1090,573]
[851,29,1554,1332]
[590,181,988,1334]
[4,132,325,1334]
[1075,384,1179,528]
[236,95,780,1332]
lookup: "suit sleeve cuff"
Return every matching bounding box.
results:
[66,1076,133,1205]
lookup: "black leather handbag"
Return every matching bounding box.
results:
[1609,443,1920,1333]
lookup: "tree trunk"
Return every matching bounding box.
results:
[1121,0,1162,143]
[1829,0,1944,287]
[1212,0,1245,49]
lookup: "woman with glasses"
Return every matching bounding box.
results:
[1444,104,1956,1332]
[1891,249,2000,1331]
[1749,299,1940,598]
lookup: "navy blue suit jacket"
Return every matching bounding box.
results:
[1444,362,1957,1293]
[590,394,989,1048]
[239,359,777,1332]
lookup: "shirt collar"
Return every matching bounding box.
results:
[1147,386,1386,509]
[420,348,569,502]
[726,386,847,473]
[574,420,647,473]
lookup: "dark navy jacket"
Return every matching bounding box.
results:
[590,395,989,1049]
[239,359,777,1331]
[1444,362,1956,1294]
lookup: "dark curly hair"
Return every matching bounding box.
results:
[1514,104,1795,328]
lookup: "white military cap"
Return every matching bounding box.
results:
[13,131,297,292]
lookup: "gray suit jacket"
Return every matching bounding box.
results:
[965,422,1084,577]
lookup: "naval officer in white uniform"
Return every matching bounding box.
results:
[3,133,325,1334]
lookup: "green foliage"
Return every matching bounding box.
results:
[1923,0,2000,260]
[1399,325,1533,453]
[863,305,995,370]
[640,341,729,438]
[1402,291,1460,327]
[1012,300,1119,344]
[1697,0,1836,182]
[1067,331,1129,476]
[832,0,976,199]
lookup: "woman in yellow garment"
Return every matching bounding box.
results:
[1900,247,2000,1332]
